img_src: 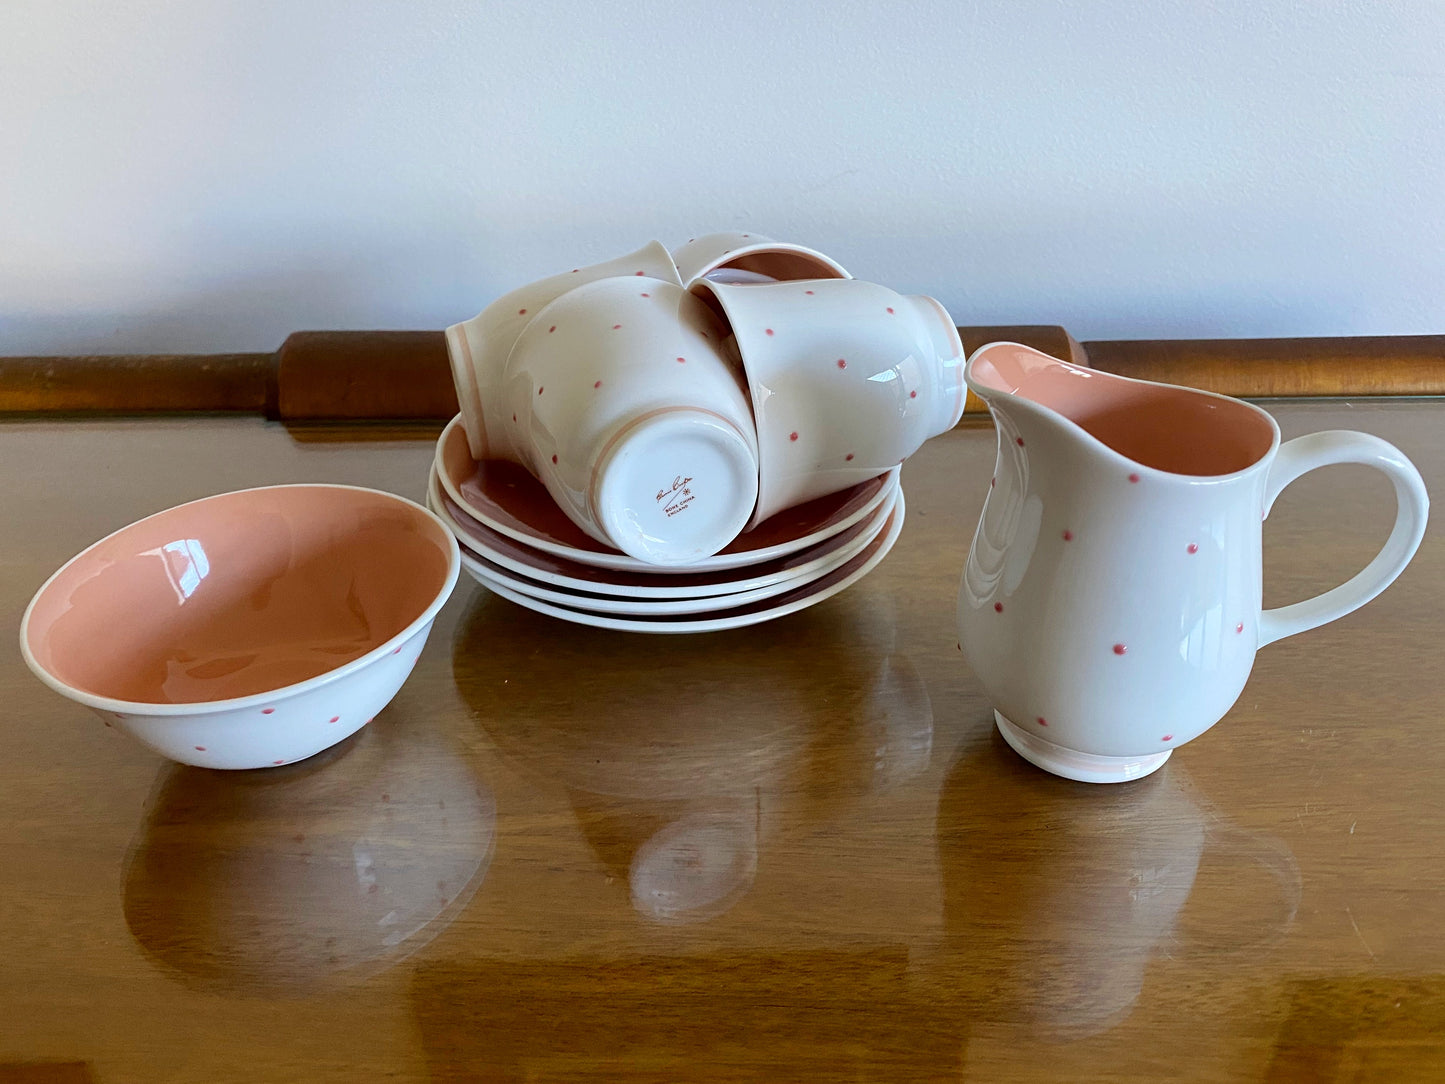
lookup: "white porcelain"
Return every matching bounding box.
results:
[444,240,682,459]
[20,485,461,770]
[693,277,965,524]
[958,342,1430,783]
[426,465,895,599]
[433,412,899,574]
[463,489,905,634]
[455,488,898,617]
[495,276,759,565]
[670,231,851,289]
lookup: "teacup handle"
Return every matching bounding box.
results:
[1259,430,1429,647]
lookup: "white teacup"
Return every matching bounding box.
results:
[499,276,760,565]
[671,231,851,289]
[693,278,966,524]
[444,241,683,460]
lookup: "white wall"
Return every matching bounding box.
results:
[2,0,1442,356]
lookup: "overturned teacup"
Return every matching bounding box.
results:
[445,241,683,461]
[693,278,965,525]
[497,277,760,565]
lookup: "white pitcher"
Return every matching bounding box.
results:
[958,342,1429,783]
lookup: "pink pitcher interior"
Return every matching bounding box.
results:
[969,344,1274,476]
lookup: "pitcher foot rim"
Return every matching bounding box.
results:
[994,711,1171,784]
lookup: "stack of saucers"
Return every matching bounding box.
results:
[427,415,904,634]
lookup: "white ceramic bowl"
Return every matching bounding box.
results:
[20,484,461,770]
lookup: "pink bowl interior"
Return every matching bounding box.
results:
[25,486,454,705]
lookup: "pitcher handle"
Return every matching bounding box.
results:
[1258,431,1429,647]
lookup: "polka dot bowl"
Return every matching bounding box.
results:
[20,484,461,770]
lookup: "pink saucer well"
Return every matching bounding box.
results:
[433,413,898,573]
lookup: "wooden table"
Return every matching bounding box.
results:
[2,400,1442,1082]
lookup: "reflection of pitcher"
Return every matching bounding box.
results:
[934,735,1300,1039]
[959,342,1428,782]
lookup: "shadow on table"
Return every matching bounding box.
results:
[121,708,495,994]
[450,588,935,926]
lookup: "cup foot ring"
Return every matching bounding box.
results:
[994,711,1171,784]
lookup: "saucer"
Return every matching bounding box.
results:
[434,413,898,573]
[452,488,898,617]
[459,491,905,634]
[426,467,898,600]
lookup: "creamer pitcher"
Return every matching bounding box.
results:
[958,342,1428,783]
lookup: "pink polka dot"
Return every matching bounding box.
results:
[805,289,814,295]
[329,716,340,723]
[273,759,285,765]
[366,717,374,724]
[845,453,854,461]
[512,413,517,422]
[910,390,918,399]
[548,325,556,333]
[1128,473,1140,483]
[676,356,686,363]
[594,380,602,388]
[517,308,527,315]
[836,358,847,369]
[262,708,275,714]
[1236,623,1245,634]
[990,477,995,487]
[994,602,1004,613]
[1063,529,1073,541]
[1187,543,1199,554]
[1113,643,1127,656]
[886,307,895,314]
[634,270,644,275]
[789,431,799,442]
[551,454,558,464]
[611,324,621,330]
[571,268,579,273]
[392,647,402,655]
[1036,717,1048,727]
[538,386,544,395]
[1162,734,1174,742]
[194,745,206,751]
[1015,436,1024,446]
[640,292,650,298]
[765,328,774,336]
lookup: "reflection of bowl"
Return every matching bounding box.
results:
[21,485,459,768]
[122,715,495,992]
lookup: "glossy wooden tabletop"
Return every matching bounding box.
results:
[2,401,1443,1083]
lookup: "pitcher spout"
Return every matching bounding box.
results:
[965,342,1277,479]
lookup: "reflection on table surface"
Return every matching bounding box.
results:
[2,404,1445,1081]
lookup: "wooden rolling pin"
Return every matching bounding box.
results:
[1,327,1441,419]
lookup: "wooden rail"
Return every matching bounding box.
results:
[2,328,1441,419]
